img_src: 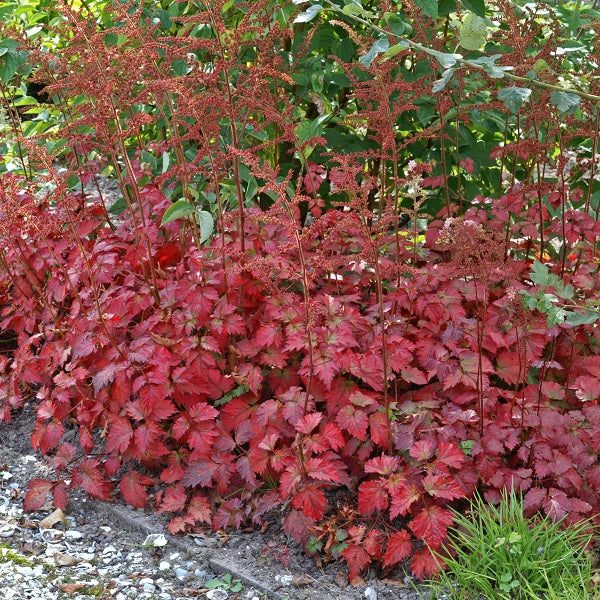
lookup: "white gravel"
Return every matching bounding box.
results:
[0,451,263,600]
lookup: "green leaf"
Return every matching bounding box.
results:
[461,0,486,17]
[198,210,214,244]
[498,86,531,113]
[295,113,332,145]
[215,385,250,407]
[549,91,580,115]
[384,13,411,36]
[381,41,409,62]
[359,38,390,68]
[429,49,463,69]
[161,151,170,174]
[565,310,598,326]
[0,51,26,84]
[414,0,438,19]
[470,54,513,79]
[342,1,374,18]
[160,199,196,225]
[529,260,551,286]
[294,3,322,22]
[459,13,488,50]
[432,68,455,92]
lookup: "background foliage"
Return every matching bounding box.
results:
[0,0,599,583]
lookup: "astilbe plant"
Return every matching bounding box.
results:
[0,0,599,584]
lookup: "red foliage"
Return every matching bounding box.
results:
[1,0,599,585]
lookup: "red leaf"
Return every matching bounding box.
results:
[156,242,181,267]
[363,529,386,559]
[322,423,345,451]
[364,455,400,475]
[409,505,453,549]
[411,546,443,579]
[181,459,217,488]
[409,439,436,461]
[523,487,546,516]
[24,479,53,512]
[160,457,185,484]
[435,441,465,470]
[389,483,421,519]
[422,473,464,501]
[358,479,389,516]
[495,349,523,385]
[134,422,163,456]
[105,416,133,454]
[401,366,428,385]
[295,412,323,435]
[187,494,212,524]
[542,488,572,521]
[292,485,327,520]
[31,420,64,455]
[120,470,152,508]
[167,515,191,535]
[336,405,368,440]
[221,395,256,431]
[382,530,413,567]
[158,485,187,513]
[369,411,390,447]
[92,362,118,393]
[53,482,68,510]
[235,363,263,395]
[304,456,345,484]
[212,498,244,530]
[283,509,315,545]
[572,375,600,402]
[73,460,112,500]
[341,544,371,583]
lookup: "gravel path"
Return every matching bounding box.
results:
[0,406,427,600]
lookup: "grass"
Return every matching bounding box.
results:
[423,490,598,600]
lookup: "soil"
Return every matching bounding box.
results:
[0,402,428,600]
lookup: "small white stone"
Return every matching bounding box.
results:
[206,590,228,600]
[0,524,16,537]
[364,586,377,600]
[40,528,63,543]
[65,530,84,541]
[33,565,44,577]
[158,561,170,571]
[143,533,167,547]
[278,574,293,586]
[174,567,188,579]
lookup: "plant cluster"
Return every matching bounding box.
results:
[426,490,597,599]
[0,0,599,584]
